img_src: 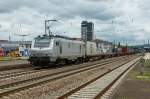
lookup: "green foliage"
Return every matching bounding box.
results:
[129,62,150,81]
[145,59,150,68]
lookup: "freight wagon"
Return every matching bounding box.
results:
[29,35,136,67]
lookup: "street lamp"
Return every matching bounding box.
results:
[14,34,30,46]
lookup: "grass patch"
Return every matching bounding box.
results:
[0,57,12,61]
[145,59,150,68]
[129,60,150,81]
[136,72,150,81]
[130,71,150,81]
[129,69,138,79]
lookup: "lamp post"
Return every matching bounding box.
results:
[15,34,30,46]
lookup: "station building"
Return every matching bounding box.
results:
[0,40,32,48]
[93,39,113,54]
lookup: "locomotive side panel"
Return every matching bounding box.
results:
[52,38,84,61]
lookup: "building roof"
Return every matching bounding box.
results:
[93,39,113,45]
[0,41,32,45]
[0,40,8,44]
[10,41,32,45]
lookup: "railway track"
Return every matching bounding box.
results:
[0,68,40,79]
[0,55,129,80]
[0,55,139,98]
[58,57,141,99]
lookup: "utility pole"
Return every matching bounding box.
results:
[9,35,11,44]
[140,54,145,75]
[45,19,57,36]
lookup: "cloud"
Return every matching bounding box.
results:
[0,0,149,45]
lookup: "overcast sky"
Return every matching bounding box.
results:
[0,0,150,45]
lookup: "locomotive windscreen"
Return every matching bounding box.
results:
[34,38,51,48]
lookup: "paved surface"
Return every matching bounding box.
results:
[112,55,150,99]
[144,53,150,59]
[0,60,29,68]
[112,79,150,99]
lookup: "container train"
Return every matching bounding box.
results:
[29,35,136,67]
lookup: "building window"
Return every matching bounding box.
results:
[56,42,59,46]
[68,42,70,48]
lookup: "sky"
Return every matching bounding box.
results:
[0,0,150,45]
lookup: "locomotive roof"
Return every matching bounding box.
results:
[35,35,81,41]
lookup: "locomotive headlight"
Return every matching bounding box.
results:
[30,54,35,56]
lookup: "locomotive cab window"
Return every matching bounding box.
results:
[34,38,51,48]
[56,41,59,46]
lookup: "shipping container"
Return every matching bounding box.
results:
[121,47,128,54]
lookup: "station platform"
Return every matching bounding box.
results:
[0,59,30,70]
[0,56,29,61]
[112,53,150,99]
[0,60,29,66]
